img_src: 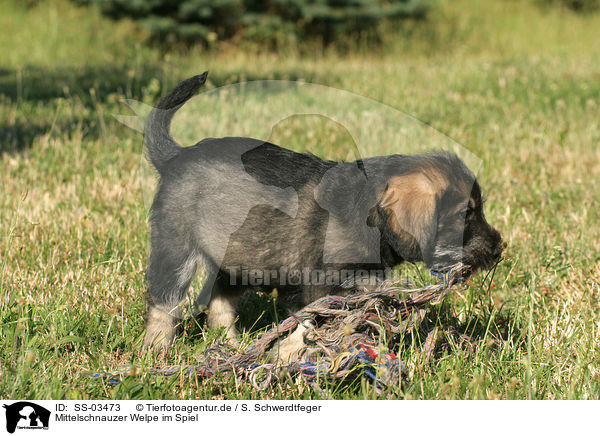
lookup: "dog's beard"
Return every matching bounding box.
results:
[430,243,497,281]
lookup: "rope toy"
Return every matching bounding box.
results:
[85,263,470,392]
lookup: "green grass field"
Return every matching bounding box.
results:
[1,0,599,399]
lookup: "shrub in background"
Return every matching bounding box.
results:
[73,0,429,45]
[539,0,600,12]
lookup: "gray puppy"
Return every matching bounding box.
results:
[143,73,503,350]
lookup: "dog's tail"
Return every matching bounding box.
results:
[145,72,208,172]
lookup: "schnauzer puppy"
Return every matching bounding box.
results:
[142,73,503,350]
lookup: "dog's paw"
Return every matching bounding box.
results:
[143,306,177,352]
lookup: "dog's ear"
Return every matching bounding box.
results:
[379,173,443,263]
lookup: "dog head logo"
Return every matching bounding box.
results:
[2,402,50,434]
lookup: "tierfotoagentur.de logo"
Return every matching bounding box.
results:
[2,402,50,434]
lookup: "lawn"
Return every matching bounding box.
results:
[1,0,599,399]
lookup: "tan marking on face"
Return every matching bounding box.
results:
[420,165,450,193]
[380,171,447,244]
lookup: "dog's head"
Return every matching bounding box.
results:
[377,152,503,275]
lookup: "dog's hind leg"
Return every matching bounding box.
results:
[144,248,201,351]
[206,284,244,339]
[144,304,178,351]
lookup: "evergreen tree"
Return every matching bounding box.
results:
[75,0,429,44]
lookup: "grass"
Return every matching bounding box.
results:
[1,0,599,399]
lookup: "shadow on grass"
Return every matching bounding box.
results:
[0,118,53,153]
[0,64,166,104]
[182,289,290,344]
[0,65,332,106]
[0,63,166,153]
[0,65,333,153]
[423,299,525,361]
